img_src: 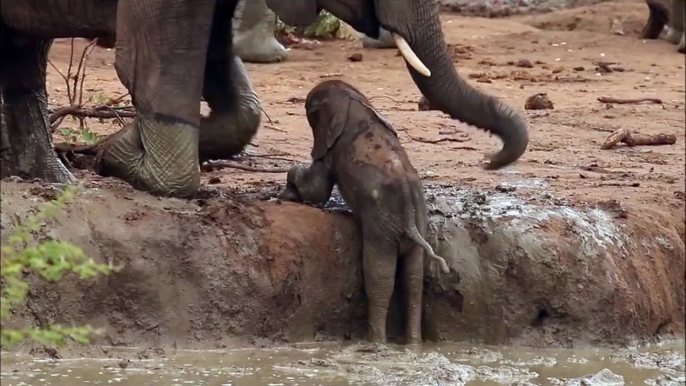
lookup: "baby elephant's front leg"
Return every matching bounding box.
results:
[278,164,308,202]
[278,161,334,205]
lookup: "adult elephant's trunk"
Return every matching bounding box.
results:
[392,10,529,170]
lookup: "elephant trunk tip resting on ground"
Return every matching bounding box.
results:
[279,79,450,344]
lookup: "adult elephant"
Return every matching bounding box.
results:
[233,0,397,63]
[234,0,289,62]
[1,0,262,186]
[5,0,529,197]
[642,0,685,53]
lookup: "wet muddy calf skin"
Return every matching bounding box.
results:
[278,79,450,345]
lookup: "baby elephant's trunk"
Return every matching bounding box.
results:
[400,179,451,273]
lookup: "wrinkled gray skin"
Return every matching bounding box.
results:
[362,28,397,49]
[0,0,261,190]
[278,80,450,344]
[5,0,530,197]
[643,0,685,53]
[233,0,290,63]
[233,0,396,63]
[664,0,685,52]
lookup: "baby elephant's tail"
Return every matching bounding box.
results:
[400,178,450,274]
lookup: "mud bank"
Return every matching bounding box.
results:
[1,180,684,349]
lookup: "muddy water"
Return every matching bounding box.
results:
[2,341,684,386]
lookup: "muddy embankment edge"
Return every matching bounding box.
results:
[1,181,684,350]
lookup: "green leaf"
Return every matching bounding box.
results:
[1,184,115,348]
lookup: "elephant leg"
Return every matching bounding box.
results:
[362,237,398,344]
[665,0,685,44]
[362,28,397,49]
[0,32,74,183]
[98,0,217,197]
[233,0,289,63]
[402,246,424,344]
[200,12,261,163]
[672,0,686,52]
[665,25,684,44]
[642,0,670,39]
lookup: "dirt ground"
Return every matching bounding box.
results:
[46,0,685,212]
[5,0,684,354]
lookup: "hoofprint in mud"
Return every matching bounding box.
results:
[1,178,683,350]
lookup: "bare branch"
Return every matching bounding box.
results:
[260,106,274,124]
[49,106,136,124]
[201,160,291,173]
[405,132,471,144]
[597,96,663,105]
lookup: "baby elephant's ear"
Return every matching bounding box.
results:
[311,121,345,160]
[362,101,398,138]
[311,101,347,160]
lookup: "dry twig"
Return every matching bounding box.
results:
[597,96,663,105]
[48,39,133,133]
[49,106,136,124]
[263,124,288,133]
[406,132,470,144]
[260,106,274,124]
[201,160,291,173]
[239,152,294,162]
[597,182,640,187]
[601,128,677,149]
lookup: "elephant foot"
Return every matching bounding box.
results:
[642,0,670,39]
[1,95,75,184]
[664,26,684,44]
[199,55,261,163]
[234,28,289,63]
[362,29,396,49]
[94,117,200,197]
[198,108,261,163]
[678,33,686,53]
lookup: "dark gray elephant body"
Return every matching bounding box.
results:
[4,0,529,197]
[0,0,118,182]
[0,0,262,192]
[278,80,449,344]
[642,0,685,53]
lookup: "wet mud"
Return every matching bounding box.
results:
[1,177,683,353]
[1,340,684,385]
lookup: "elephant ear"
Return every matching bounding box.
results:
[351,96,398,138]
[310,98,349,161]
[266,0,319,28]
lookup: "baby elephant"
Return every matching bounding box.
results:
[278,79,450,344]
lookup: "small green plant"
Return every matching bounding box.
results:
[276,11,351,39]
[59,127,100,144]
[303,11,341,38]
[1,184,115,348]
[87,93,109,106]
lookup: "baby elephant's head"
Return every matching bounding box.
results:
[305,80,368,128]
[305,80,370,160]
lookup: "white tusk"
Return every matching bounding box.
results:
[391,33,431,77]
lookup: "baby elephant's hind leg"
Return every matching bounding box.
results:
[362,237,398,344]
[403,245,424,344]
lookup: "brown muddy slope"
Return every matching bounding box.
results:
[1,178,683,350]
